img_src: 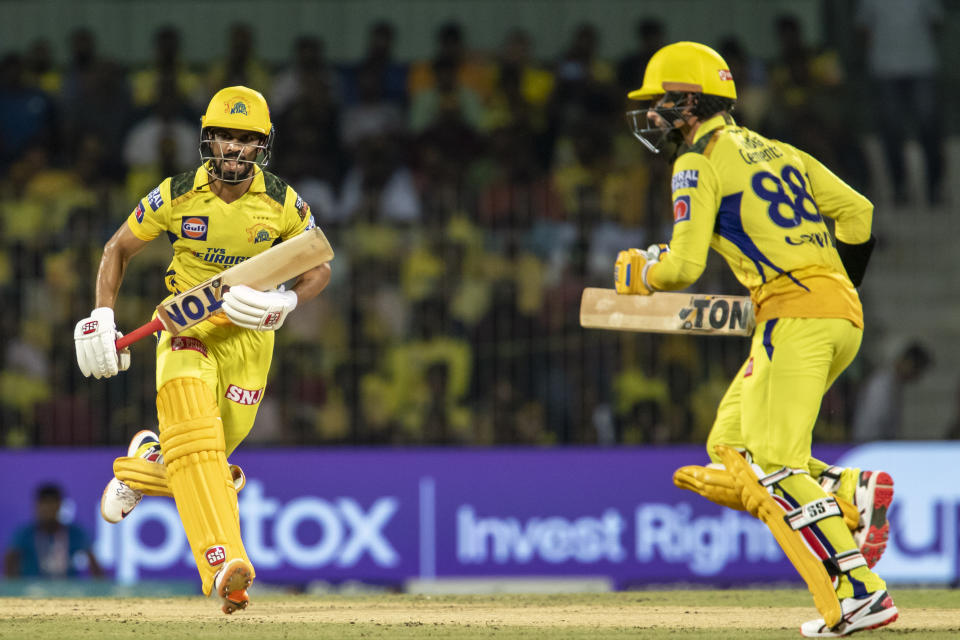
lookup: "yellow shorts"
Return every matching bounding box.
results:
[155,320,273,456]
[706,317,861,470]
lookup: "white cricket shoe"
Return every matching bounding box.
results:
[99,430,162,523]
[214,557,253,614]
[800,590,898,637]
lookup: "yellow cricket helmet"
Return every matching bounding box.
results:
[201,85,272,135]
[199,86,275,182]
[628,41,736,101]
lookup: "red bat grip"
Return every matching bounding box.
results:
[115,317,164,350]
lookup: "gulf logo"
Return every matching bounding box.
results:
[673,195,691,223]
[181,216,209,241]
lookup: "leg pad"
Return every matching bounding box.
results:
[158,377,253,596]
[716,444,842,629]
[675,463,860,530]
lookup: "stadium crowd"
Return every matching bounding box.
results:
[0,13,936,447]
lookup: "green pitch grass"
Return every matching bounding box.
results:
[1,589,958,639]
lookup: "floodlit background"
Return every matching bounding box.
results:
[1,0,958,593]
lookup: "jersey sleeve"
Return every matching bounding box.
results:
[280,186,315,239]
[125,178,173,241]
[647,152,720,291]
[786,143,873,244]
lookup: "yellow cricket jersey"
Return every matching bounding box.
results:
[126,166,314,295]
[647,114,872,328]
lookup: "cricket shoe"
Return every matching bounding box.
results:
[100,430,162,523]
[819,466,894,568]
[215,558,253,614]
[799,590,898,637]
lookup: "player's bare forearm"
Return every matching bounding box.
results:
[95,224,149,308]
[290,262,331,305]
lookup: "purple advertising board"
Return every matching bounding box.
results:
[0,444,955,589]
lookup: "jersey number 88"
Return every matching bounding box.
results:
[751,165,822,228]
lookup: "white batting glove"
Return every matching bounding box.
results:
[74,307,131,379]
[221,284,298,331]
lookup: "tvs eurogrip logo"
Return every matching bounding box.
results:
[181,216,209,241]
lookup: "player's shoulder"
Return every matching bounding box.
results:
[261,170,292,207]
[169,168,200,200]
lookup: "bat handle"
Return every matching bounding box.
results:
[116,317,164,350]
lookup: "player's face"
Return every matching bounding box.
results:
[647,94,688,130]
[627,93,695,153]
[209,127,264,182]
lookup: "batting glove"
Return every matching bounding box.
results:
[222,284,298,331]
[614,243,668,295]
[74,307,131,379]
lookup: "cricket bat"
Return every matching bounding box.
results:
[579,288,755,336]
[115,227,334,349]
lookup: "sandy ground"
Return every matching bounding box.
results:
[1,598,958,632]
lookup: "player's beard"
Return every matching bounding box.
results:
[215,151,255,183]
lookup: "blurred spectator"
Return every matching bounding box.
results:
[407,21,495,103]
[477,123,564,229]
[0,53,57,170]
[335,134,420,223]
[274,46,342,221]
[410,56,486,134]
[485,29,554,136]
[616,17,666,94]
[764,14,866,189]
[855,0,944,206]
[206,22,272,96]
[340,62,406,151]
[412,80,484,224]
[60,27,131,180]
[340,20,408,107]
[551,119,648,280]
[130,25,203,110]
[23,38,61,96]
[1,144,94,246]
[851,341,933,441]
[717,36,770,129]
[547,23,619,168]
[122,80,198,201]
[4,484,102,578]
[272,35,338,115]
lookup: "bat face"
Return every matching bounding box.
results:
[157,278,225,335]
[580,288,754,336]
[676,296,752,332]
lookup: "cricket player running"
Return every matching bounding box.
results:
[73,86,331,613]
[616,43,896,636]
